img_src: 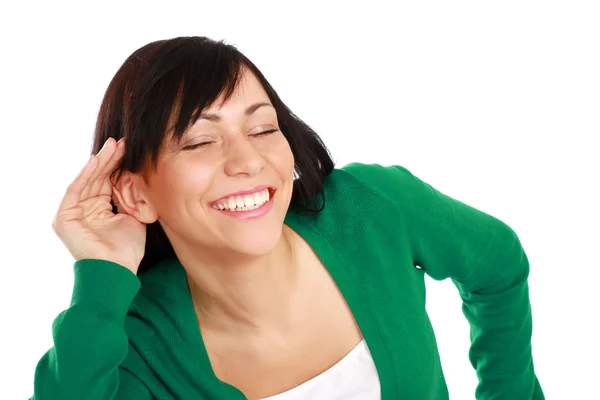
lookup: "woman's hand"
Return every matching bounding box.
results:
[52,138,146,274]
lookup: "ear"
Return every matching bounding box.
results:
[112,171,159,224]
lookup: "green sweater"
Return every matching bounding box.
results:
[32,163,544,399]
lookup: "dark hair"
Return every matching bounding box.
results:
[92,36,334,273]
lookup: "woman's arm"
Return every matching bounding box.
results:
[31,259,152,400]
[345,163,544,399]
[403,167,544,399]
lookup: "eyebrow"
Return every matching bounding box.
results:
[198,102,274,122]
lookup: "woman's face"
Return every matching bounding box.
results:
[140,69,295,258]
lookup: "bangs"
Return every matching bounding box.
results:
[166,45,245,146]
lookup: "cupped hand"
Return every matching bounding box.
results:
[52,138,146,274]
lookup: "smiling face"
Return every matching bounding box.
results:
[137,68,296,260]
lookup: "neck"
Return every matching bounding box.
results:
[180,226,302,333]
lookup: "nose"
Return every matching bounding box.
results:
[223,136,266,178]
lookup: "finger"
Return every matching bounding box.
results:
[96,138,127,196]
[58,154,99,212]
[86,138,118,185]
[100,138,127,184]
[84,138,126,198]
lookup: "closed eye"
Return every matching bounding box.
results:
[182,141,213,151]
[251,129,278,137]
[182,129,278,150]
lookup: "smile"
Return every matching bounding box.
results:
[211,188,271,211]
[210,187,276,219]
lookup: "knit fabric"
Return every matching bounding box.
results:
[31,163,544,399]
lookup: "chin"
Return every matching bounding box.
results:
[228,226,284,257]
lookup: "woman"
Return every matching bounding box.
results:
[32,36,544,399]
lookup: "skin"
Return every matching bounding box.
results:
[61,68,363,399]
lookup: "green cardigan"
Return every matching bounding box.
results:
[31,163,544,399]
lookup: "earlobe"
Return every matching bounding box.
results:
[112,172,159,224]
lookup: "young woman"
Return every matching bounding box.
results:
[31,36,544,399]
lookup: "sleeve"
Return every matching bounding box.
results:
[31,259,152,400]
[345,163,545,400]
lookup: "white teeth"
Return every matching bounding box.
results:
[212,188,271,212]
[253,192,262,205]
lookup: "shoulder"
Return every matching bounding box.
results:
[319,162,509,238]
[323,162,424,210]
[298,162,423,238]
[338,162,416,185]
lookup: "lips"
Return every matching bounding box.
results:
[209,186,276,219]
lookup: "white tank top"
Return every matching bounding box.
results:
[260,340,381,400]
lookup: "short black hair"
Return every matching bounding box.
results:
[92,36,334,273]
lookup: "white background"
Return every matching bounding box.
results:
[1,1,599,398]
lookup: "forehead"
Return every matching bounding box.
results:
[206,68,271,112]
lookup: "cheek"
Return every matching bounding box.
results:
[263,136,295,177]
[148,162,215,211]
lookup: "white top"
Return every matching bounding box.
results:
[260,340,381,400]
